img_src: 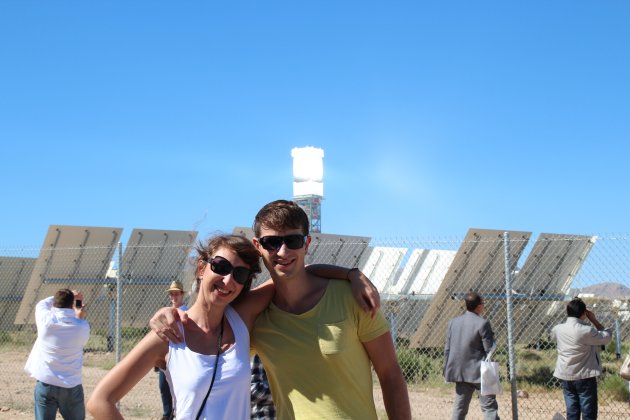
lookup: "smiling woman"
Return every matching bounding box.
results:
[87,234,263,420]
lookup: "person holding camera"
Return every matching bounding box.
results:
[24,288,90,420]
[552,297,612,420]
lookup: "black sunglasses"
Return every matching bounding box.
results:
[205,256,250,285]
[258,235,307,251]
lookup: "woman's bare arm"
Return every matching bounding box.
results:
[87,332,168,419]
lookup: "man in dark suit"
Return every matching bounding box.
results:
[444,291,499,420]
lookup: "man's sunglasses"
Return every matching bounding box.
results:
[205,256,251,285]
[258,235,307,251]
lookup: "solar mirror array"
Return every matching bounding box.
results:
[13,225,197,332]
[5,225,608,345]
[15,225,123,326]
[0,256,36,329]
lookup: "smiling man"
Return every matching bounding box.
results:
[250,200,410,420]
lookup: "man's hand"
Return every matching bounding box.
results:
[72,290,83,302]
[71,290,86,319]
[149,307,187,343]
[74,305,87,320]
[348,269,381,318]
[585,309,604,331]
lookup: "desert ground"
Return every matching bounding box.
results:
[1,350,628,419]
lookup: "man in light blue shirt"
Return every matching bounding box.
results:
[24,289,90,420]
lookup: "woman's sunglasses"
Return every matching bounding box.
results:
[205,255,250,285]
[258,235,307,251]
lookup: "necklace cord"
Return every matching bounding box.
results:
[195,315,225,420]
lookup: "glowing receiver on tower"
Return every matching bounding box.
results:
[292,146,324,197]
[291,146,324,232]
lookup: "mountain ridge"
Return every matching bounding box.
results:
[577,282,630,299]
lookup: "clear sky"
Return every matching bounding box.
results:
[1,1,629,247]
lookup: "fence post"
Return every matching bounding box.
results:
[503,232,518,420]
[390,311,398,345]
[615,319,621,359]
[116,241,123,363]
[107,287,115,352]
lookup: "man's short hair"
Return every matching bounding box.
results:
[464,291,483,312]
[566,298,587,318]
[53,289,75,309]
[253,199,310,237]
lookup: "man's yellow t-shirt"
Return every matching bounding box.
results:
[252,280,389,419]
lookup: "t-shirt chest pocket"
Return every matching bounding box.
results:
[318,320,351,355]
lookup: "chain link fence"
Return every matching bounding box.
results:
[1,230,629,419]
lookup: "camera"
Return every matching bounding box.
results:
[75,300,82,309]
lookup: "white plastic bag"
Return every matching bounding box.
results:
[480,355,502,396]
[620,353,630,381]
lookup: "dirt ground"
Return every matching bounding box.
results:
[1,350,629,419]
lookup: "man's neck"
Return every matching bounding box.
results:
[272,270,328,314]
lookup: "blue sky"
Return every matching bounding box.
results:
[1,1,629,247]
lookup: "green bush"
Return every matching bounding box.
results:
[518,349,543,362]
[396,348,444,383]
[600,374,630,402]
[120,326,149,339]
[397,348,422,381]
[519,365,556,388]
[0,330,36,350]
[606,339,628,356]
[396,337,410,348]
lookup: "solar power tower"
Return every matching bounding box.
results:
[409,228,532,348]
[15,225,122,325]
[0,257,36,329]
[232,227,370,286]
[292,146,324,233]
